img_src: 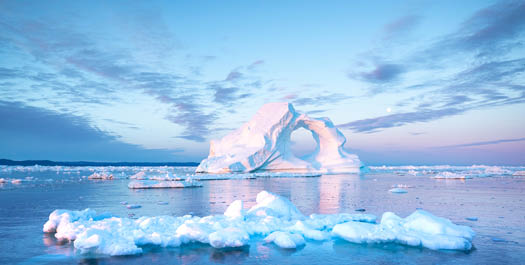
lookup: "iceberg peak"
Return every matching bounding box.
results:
[196,102,363,173]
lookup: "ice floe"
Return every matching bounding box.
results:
[332,210,475,250]
[432,172,472,179]
[389,188,408,194]
[87,172,114,180]
[43,191,475,256]
[128,178,203,189]
[369,165,524,178]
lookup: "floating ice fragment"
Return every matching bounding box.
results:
[333,210,475,250]
[512,171,525,176]
[127,179,202,189]
[88,173,113,180]
[392,184,413,188]
[432,172,472,179]
[389,188,408,194]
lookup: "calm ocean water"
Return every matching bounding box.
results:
[0,166,524,264]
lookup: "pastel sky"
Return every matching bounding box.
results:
[1,0,524,165]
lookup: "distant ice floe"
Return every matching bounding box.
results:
[43,191,474,256]
[513,171,525,176]
[431,172,473,179]
[369,165,525,179]
[128,178,203,189]
[87,172,114,180]
[389,188,408,194]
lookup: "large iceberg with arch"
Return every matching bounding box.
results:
[196,102,363,174]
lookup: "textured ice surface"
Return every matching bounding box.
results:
[332,210,475,250]
[43,191,474,256]
[196,102,363,174]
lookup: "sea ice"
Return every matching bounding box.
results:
[88,172,114,180]
[127,179,202,189]
[11,178,22,184]
[389,188,408,194]
[196,102,363,174]
[43,191,475,256]
[332,210,475,250]
[432,172,472,179]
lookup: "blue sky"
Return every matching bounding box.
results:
[0,0,524,165]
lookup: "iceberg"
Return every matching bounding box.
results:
[43,191,474,256]
[196,102,363,174]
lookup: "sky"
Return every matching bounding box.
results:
[0,0,524,165]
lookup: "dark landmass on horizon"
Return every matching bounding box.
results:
[0,159,199,167]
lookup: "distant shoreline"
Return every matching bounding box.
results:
[0,159,199,167]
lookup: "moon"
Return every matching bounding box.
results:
[386,107,392,113]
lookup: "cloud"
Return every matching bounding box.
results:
[343,1,525,131]
[416,0,525,61]
[383,15,421,39]
[357,63,405,83]
[225,70,243,81]
[247,60,264,70]
[210,85,240,105]
[147,90,215,142]
[454,0,525,55]
[0,101,178,161]
[0,67,26,79]
[292,93,351,107]
[338,108,463,133]
[435,137,525,148]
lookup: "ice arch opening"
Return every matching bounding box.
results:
[196,102,363,174]
[290,127,317,160]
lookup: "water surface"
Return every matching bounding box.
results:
[0,167,524,264]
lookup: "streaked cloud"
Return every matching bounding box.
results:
[434,137,525,148]
[0,101,177,161]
